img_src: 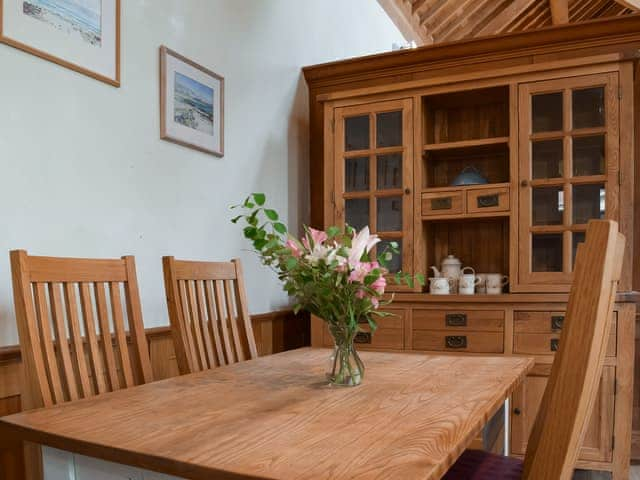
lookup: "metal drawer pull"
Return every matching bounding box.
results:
[550,338,559,352]
[551,315,564,330]
[445,313,467,327]
[431,197,452,210]
[354,332,372,344]
[513,408,522,416]
[445,335,467,349]
[477,194,499,208]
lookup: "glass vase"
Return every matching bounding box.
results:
[327,325,365,386]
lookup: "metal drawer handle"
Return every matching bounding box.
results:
[477,194,499,208]
[550,338,559,352]
[513,408,521,416]
[445,313,467,327]
[431,197,452,210]
[354,332,372,344]
[551,315,564,331]
[445,335,467,349]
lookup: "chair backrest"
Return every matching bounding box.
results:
[162,257,258,374]
[523,220,625,479]
[10,250,153,409]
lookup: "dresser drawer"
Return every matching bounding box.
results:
[514,311,617,357]
[421,190,464,217]
[413,309,504,332]
[322,311,405,350]
[412,330,504,353]
[466,186,509,214]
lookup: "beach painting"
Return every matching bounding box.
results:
[160,46,224,156]
[22,0,102,47]
[174,72,214,136]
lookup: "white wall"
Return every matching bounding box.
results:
[0,0,404,346]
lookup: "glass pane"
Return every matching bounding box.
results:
[345,115,369,151]
[572,87,605,129]
[573,135,604,177]
[532,92,563,133]
[376,111,402,148]
[345,157,369,192]
[377,196,402,232]
[378,239,402,273]
[345,198,369,231]
[377,153,402,190]
[573,183,605,224]
[532,139,563,179]
[572,231,586,267]
[532,234,563,272]
[532,187,564,225]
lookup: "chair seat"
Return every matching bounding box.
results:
[443,449,523,480]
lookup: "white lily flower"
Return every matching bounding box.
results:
[348,226,380,266]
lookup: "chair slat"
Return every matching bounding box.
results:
[63,283,92,398]
[232,260,258,359]
[187,280,208,370]
[204,280,226,367]
[94,282,120,391]
[214,279,236,364]
[224,280,246,362]
[33,283,64,404]
[79,283,107,394]
[122,256,153,384]
[109,282,134,388]
[48,283,79,401]
[163,257,258,374]
[178,280,200,372]
[195,281,216,368]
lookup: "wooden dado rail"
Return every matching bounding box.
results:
[0,309,308,419]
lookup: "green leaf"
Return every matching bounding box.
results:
[253,193,266,206]
[230,215,242,224]
[416,273,425,287]
[273,222,287,234]
[264,209,279,221]
[326,226,340,238]
[285,257,298,270]
[253,239,268,250]
[243,226,258,239]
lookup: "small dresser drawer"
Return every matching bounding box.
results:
[514,311,617,357]
[413,309,504,332]
[322,310,405,350]
[421,190,464,217]
[413,330,504,353]
[466,186,509,214]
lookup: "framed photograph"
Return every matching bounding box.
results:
[0,0,120,86]
[160,46,224,157]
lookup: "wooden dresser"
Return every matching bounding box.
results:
[303,16,640,480]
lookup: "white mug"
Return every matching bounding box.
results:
[486,274,509,294]
[476,273,488,294]
[429,277,450,295]
[458,267,480,295]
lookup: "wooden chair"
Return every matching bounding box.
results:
[10,250,154,410]
[443,219,625,480]
[162,257,258,374]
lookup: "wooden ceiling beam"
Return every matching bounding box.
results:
[550,0,570,23]
[377,0,433,45]
[428,0,479,40]
[440,0,496,41]
[477,0,540,36]
[611,0,640,10]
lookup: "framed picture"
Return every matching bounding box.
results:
[160,46,224,157]
[0,0,120,86]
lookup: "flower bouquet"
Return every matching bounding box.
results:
[232,193,423,386]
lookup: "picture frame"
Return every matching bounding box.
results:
[0,0,120,87]
[160,46,224,157]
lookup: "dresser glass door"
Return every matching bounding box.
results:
[518,73,619,288]
[334,99,413,278]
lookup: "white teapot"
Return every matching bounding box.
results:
[430,255,463,293]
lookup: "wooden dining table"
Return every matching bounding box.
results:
[0,348,534,480]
